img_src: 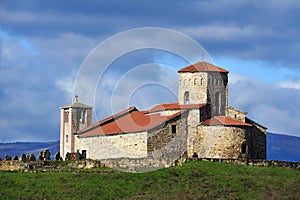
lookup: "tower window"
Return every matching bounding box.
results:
[184,91,190,104]
[66,135,69,143]
[200,78,204,85]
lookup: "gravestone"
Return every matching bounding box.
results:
[4,155,12,161]
[44,149,50,160]
[54,152,60,161]
[21,154,26,162]
[30,154,36,161]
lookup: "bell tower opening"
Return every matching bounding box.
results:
[184,91,190,104]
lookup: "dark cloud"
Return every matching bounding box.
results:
[1,0,300,141]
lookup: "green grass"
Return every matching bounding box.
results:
[1,161,300,199]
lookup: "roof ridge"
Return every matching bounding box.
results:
[178,61,228,73]
[78,106,137,134]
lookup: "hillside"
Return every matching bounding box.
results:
[0,141,59,160]
[267,132,300,162]
[0,161,300,199]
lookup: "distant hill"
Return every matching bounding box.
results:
[267,132,300,162]
[0,133,299,162]
[0,141,59,160]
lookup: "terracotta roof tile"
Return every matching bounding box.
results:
[78,108,186,137]
[147,102,206,113]
[201,116,252,127]
[178,61,228,73]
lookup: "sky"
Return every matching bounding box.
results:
[1,0,300,142]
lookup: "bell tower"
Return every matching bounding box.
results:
[178,61,228,116]
[60,95,92,159]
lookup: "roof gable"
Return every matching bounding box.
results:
[178,61,228,73]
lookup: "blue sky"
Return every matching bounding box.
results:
[1,0,300,142]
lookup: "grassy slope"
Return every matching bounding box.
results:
[0,161,300,199]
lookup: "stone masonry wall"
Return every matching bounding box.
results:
[187,109,201,157]
[226,107,247,122]
[206,72,228,116]
[246,119,267,159]
[0,161,22,171]
[76,132,147,160]
[178,72,208,104]
[147,114,188,162]
[195,126,247,159]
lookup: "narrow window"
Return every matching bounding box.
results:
[82,150,87,159]
[200,78,204,85]
[66,135,69,143]
[241,143,247,154]
[171,125,177,134]
[234,114,237,118]
[184,91,190,104]
[194,78,197,85]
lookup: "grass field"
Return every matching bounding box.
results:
[0,161,299,199]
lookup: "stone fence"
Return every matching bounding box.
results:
[0,158,300,172]
[190,158,300,170]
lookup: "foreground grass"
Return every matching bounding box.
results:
[0,161,300,199]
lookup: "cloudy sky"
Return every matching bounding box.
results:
[1,0,300,142]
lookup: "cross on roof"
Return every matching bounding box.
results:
[75,94,78,103]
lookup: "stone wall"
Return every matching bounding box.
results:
[246,118,267,159]
[226,106,247,122]
[207,72,228,116]
[2,158,300,173]
[189,158,300,170]
[187,109,200,157]
[195,126,247,159]
[147,114,188,163]
[75,132,147,160]
[178,72,208,104]
[0,161,22,171]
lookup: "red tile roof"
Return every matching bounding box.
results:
[147,102,206,113]
[201,116,252,127]
[178,61,228,73]
[78,108,186,137]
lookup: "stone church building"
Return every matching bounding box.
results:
[60,61,267,164]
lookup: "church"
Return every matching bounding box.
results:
[60,61,266,164]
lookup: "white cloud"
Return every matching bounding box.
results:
[278,79,300,90]
[55,77,74,100]
[229,73,300,136]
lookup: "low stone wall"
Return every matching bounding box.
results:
[192,158,300,170]
[1,158,300,172]
[0,161,22,171]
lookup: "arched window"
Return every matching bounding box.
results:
[194,78,197,85]
[200,78,204,85]
[184,91,190,104]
